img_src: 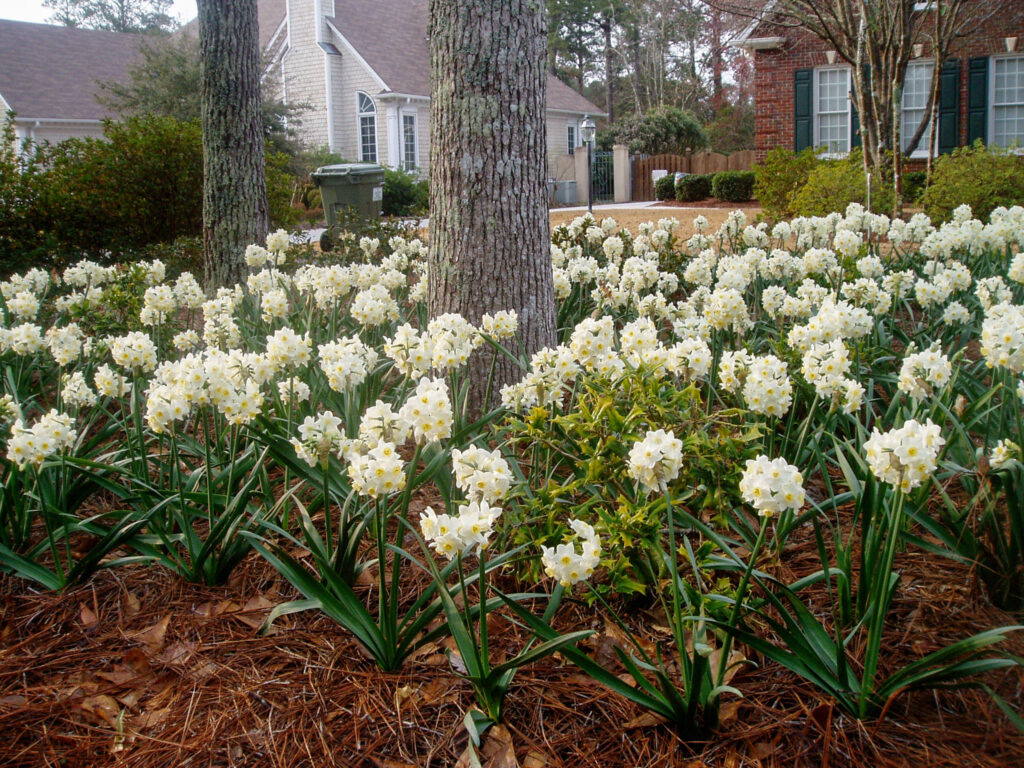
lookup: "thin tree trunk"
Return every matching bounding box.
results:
[603,15,615,125]
[198,0,269,290]
[428,0,557,415]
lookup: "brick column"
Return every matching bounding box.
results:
[613,144,630,203]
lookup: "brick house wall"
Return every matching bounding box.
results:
[748,2,1024,163]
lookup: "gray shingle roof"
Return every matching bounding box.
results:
[324,0,602,114]
[0,19,142,121]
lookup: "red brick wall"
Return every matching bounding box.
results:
[751,3,1024,163]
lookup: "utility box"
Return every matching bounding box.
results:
[312,163,385,226]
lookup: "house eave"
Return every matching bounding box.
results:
[325,19,389,92]
[731,36,785,51]
[377,91,429,102]
[548,107,608,118]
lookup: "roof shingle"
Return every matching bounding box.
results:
[0,19,142,121]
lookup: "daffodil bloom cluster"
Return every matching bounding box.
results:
[140,284,176,326]
[897,346,952,400]
[265,327,312,371]
[500,346,578,411]
[428,313,482,371]
[61,371,97,408]
[420,500,502,559]
[628,429,683,495]
[347,441,406,498]
[384,324,434,377]
[480,310,518,340]
[94,364,131,398]
[398,377,453,444]
[990,439,1020,471]
[6,410,78,469]
[742,354,793,418]
[318,336,378,392]
[980,303,1024,373]
[358,400,410,445]
[45,323,88,366]
[291,411,345,469]
[800,340,863,413]
[451,445,512,504]
[739,455,806,518]
[864,419,945,492]
[6,290,40,320]
[108,331,158,373]
[540,518,602,587]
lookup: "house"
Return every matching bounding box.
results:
[0,19,142,145]
[260,0,604,176]
[731,1,1024,163]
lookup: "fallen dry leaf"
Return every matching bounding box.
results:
[131,615,170,651]
[80,604,99,629]
[717,700,742,727]
[522,750,550,768]
[80,694,120,726]
[0,694,27,708]
[133,707,170,730]
[456,723,520,768]
[123,592,141,617]
[623,711,669,729]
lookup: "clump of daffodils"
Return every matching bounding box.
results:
[347,441,406,498]
[420,500,503,560]
[898,345,952,401]
[480,310,518,341]
[108,331,158,373]
[318,336,378,393]
[540,518,602,587]
[863,419,945,492]
[6,410,78,470]
[451,445,512,504]
[739,455,806,518]
[980,303,1024,373]
[291,411,346,469]
[627,429,683,495]
[399,377,453,444]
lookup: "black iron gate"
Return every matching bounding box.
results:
[590,150,614,203]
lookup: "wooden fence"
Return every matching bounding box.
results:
[631,149,756,201]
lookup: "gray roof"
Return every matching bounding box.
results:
[0,19,142,121]
[323,0,601,114]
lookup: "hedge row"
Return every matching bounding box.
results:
[653,170,757,203]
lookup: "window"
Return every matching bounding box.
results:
[992,56,1024,148]
[902,60,934,156]
[402,112,417,171]
[357,92,377,163]
[567,124,577,155]
[815,68,851,154]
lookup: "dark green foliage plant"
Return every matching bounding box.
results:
[675,173,712,202]
[654,173,677,201]
[922,142,1024,223]
[902,170,927,204]
[752,147,821,221]
[711,171,755,203]
[382,167,429,216]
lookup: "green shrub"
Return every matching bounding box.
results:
[752,147,821,220]
[382,167,429,216]
[902,170,927,204]
[675,173,712,202]
[922,142,1024,222]
[654,173,677,201]
[791,149,893,217]
[711,170,756,202]
[0,114,55,276]
[266,151,303,229]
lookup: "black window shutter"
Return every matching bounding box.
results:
[938,58,960,154]
[851,65,868,149]
[794,68,812,152]
[967,56,988,145]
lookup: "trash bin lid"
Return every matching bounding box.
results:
[313,163,384,180]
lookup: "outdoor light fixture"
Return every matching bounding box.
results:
[1007,37,1018,53]
[580,116,596,214]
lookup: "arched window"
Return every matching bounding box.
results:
[357,92,377,163]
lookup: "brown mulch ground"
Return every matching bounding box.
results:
[1,514,1022,768]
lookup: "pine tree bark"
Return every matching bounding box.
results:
[197,0,269,289]
[428,0,557,415]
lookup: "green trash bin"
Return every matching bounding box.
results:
[313,163,385,226]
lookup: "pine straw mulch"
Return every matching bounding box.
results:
[1,515,1023,768]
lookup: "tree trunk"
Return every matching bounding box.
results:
[602,15,615,125]
[428,0,557,415]
[198,0,269,290]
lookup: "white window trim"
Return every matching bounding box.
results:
[913,2,936,11]
[902,59,936,159]
[356,91,378,164]
[989,53,1024,152]
[567,122,578,155]
[400,108,419,171]
[814,66,852,158]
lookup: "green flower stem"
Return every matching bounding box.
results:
[716,514,770,688]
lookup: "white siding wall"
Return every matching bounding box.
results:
[19,121,106,144]
[545,113,579,177]
[283,0,329,148]
[331,54,388,163]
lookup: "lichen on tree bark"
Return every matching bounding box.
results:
[428,0,558,415]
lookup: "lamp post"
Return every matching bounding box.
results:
[580,115,596,214]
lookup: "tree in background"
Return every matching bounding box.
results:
[429,0,557,414]
[197,0,268,289]
[614,104,707,154]
[43,0,175,33]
